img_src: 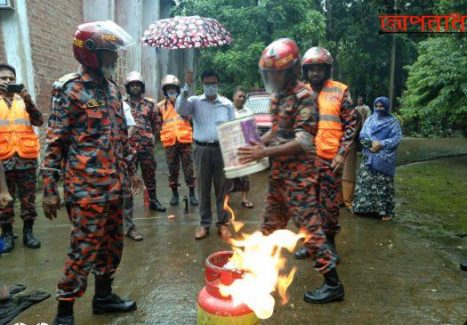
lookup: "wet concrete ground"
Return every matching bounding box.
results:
[2,137,467,324]
[2,169,466,325]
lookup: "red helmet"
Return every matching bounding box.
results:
[258,38,300,93]
[301,47,333,67]
[259,38,300,71]
[73,21,134,70]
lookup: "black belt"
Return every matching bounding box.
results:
[195,140,219,147]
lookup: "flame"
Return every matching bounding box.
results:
[224,195,244,232]
[220,199,305,319]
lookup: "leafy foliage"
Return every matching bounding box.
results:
[400,37,467,136]
[399,0,467,136]
[174,0,326,96]
[170,0,466,137]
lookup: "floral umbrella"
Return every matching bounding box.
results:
[140,15,232,49]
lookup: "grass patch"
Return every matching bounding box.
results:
[395,156,467,237]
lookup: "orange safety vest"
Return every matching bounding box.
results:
[315,80,348,160]
[0,94,40,160]
[157,99,193,148]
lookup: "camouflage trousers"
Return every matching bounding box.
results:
[57,199,123,300]
[261,177,336,273]
[164,142,195,188]
[0,168,37,226]
[315,157,342,236]
[135,148,158,198]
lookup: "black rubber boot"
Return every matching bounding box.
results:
[170,187,179,206]
[92,276,137,314]
[53,300,74,325]
[304,268,345,304]
[189,187,199,206]
[23,220,41,249]
[326,234,341,264]
[148,190,166,212]
[294,246,310,260]
[1,224,15,253]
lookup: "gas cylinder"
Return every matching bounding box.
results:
[143,188,149,208]
[197,251,259,325]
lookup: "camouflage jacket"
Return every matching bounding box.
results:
[269,81,318,179]
[123,95,161,150]
[42,66,136,204]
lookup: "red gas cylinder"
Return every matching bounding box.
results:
[197,251,259,325]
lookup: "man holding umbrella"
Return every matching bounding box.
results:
[157,74,198,207]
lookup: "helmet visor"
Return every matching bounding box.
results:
[94,21,136,52]
[260,67,295,94]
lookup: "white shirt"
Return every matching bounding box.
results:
[123,101,136,127]
[234,106,253,118]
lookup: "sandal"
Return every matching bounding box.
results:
[241,201,254,209]
[126,229,144,241]
[380,216,393,222]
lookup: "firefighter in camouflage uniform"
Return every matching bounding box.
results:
[238,38,345,304]
[41,21,143,325]
[295,47,356,263]
[123,71,166,212]
[157,74,198,206]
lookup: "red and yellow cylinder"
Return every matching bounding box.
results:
[197,251,259,325]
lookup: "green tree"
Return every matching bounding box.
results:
[400,0,467,136]
[319,0,434,106]
[400,36,467,136]
[174,0,326,96]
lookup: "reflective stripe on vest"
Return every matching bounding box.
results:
[14,118,32,126]
[315,80,347,160]
[0,95,40,160]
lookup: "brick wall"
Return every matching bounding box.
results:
[27,0,83,116]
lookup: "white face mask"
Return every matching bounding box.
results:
[167,91,178,100]
[203,84,218,97]
[100,64,116,79]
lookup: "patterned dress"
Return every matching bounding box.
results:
[352,156,396,218]
[352,97,402,218]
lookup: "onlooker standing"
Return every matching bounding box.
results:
[176,70,235,240]
[157,74,198,207]
[124,71,166,212]
[353,96,402,221]
[0,63,43,253]
[122,101,143,241]
[41,21,143,325]
[228,86,254,208]
[341,96,372,210]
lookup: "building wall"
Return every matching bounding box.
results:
[1,0,194,108]
[26,0,83,114]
